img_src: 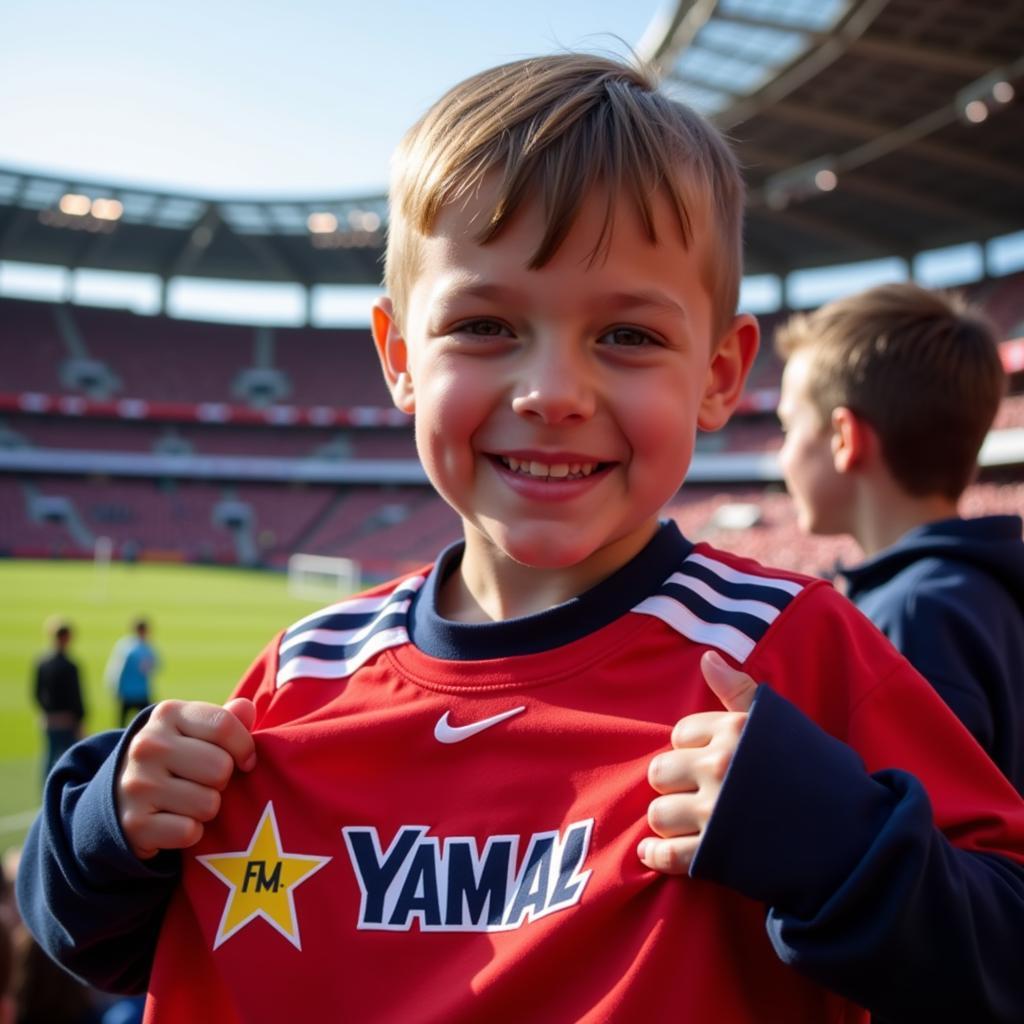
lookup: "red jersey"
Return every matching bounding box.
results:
[140,524,1024,1022]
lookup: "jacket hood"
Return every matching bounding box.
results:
[841,515,1024,604]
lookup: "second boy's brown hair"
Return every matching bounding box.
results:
[775,282,1006,500]
[384,53,746,339]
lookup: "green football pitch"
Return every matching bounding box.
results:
[0,559,328,855]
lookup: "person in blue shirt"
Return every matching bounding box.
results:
[105,618,160,727]
[775,281,1024,791]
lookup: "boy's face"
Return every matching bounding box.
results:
[373,185,756,586]
[778,349,851,535]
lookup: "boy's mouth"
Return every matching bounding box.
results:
[495,455,604,480]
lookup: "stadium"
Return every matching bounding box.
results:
[1,0,1024,1002]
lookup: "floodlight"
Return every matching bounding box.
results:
[964,101,989,124]
[992,81,1015,104]
[91,198,123,221]
[813,169,838,192]
[957,67,1017,124]
[307,212,338,234]
[59,193,91,216]
[764,157,837,209]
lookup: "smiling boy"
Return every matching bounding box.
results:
[17,55,1024,1023]
[373,180,752,618]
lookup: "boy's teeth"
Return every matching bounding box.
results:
[501,457,597,478]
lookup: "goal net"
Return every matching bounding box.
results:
[287,553,361,602]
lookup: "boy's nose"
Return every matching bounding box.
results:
[510,353,597,424]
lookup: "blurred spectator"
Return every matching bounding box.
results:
[11,925,100,1024]
[0,849,17,934]
[1,854,13,1024]
[4,849,104,1024]
[1,910,12,1024]
[105,619,160,728]
[32,619,85,784]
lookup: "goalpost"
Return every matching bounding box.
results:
[287,553,362,601]
[93,535,114,600]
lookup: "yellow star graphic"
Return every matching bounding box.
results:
[198,801,331,950]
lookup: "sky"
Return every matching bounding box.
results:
[1,0,1020,324]
[0,0,657,196]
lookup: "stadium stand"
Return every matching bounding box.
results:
[73,304,251,403]
[667,481,1024,578]
[2,277,1021,579]
[270,324,392,408]
[1,416,417,460]
[0,297,68,392]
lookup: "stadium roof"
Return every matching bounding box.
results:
[0,0,1021,286]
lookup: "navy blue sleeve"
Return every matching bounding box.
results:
[691,686,1024,1023]
[15,714,181,994]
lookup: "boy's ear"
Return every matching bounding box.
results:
[697,313,760,431]
[371,297,415,415]
[830,406,874,474]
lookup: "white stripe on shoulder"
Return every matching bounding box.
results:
[283,575,425,636]
[275,573,425,688]
[686,552,805,595]
[277,626,410,687]
[662,571,783,626]
[633,594,756,663]
[279,597,415,657]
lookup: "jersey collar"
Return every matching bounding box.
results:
[409,521,692,661]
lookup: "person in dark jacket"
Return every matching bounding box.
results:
[775,281,1023,791]
[33,619,85,783]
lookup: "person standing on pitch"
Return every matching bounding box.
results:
[105,618,160,727]
[32,618,85,783]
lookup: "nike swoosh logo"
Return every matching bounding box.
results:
[434,706,526,744]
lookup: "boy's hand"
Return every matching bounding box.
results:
[116,698,257,861]
[639,651,757,875]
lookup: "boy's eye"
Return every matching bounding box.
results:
[454,319,512,337]
[598,326,658,348]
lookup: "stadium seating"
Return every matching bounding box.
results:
[1,414,416,460]
[270,324,392,408]
[73,304,251,403]
[0,297,69,392]
[666,480,1024,577]
[2,278,1021,579]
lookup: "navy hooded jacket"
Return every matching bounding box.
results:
[839,514,1024,792]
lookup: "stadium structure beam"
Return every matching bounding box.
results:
[74,204,127,273]
[710,10,827,38]
[751,205,893,260]
[234,231,316,321]
[835,173,1007,236]
[740,142,1004,234]
[768,100,1024,188]
[162,204,221,281]
[846,36,1001,78]
[712,0,889,130]
[236,229,309,286]
[635,0,720,73]
[0,204,37,256]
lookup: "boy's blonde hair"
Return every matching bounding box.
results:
[385,53,745,338]
[775,282,1006,500]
